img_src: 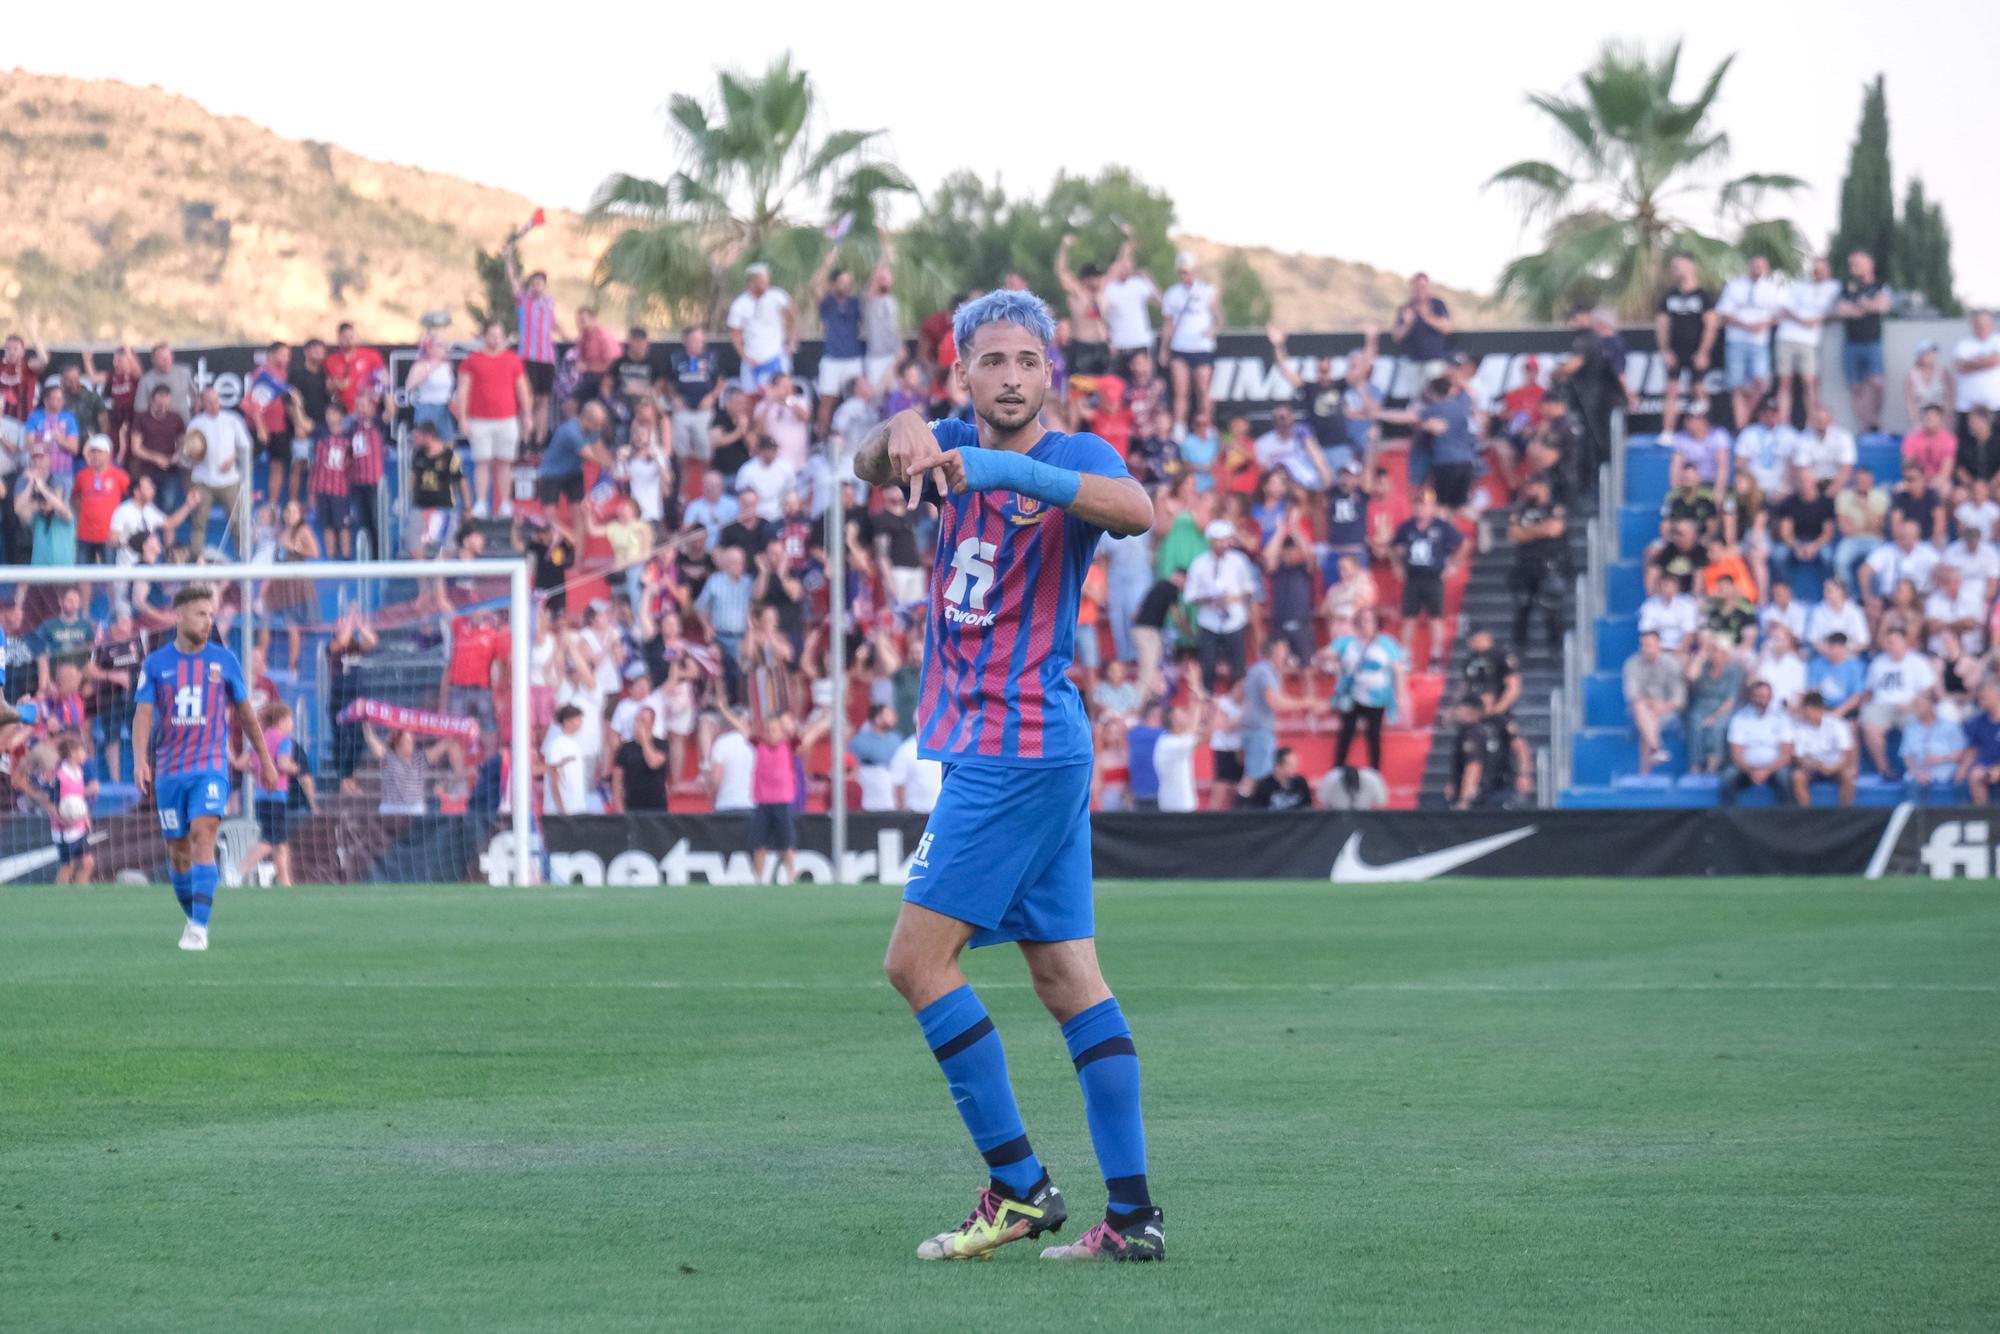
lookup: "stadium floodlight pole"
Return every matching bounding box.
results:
[827,490,848,881]
[31,557,537,888]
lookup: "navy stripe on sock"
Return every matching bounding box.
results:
[1072,1035,1137,1071]
[930,1015,995,1062]
[191,894,214,906]
[981,1134,1035,1169]
[1106,1175,1152,1208]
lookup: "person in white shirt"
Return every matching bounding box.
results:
[1953,310,2000,422]
[1943,519,2000,602]
[1151,702,1206,814]
[707,722,756,812]
[1794,406,1856,492]
[1862,517,1941,611]
[1857,627,1938,774]
[1253,405,1331,492]
[1185,521,1258,685]
[108,472,167,560]
[1758,581,1808,645]
[1954,477,2000,542]
[734,438,796,522]
[1099,224,1159,367]
[1716,255,1787,426]
[1804,578,1869,653]
[540,706,590,815]
[726,263,796,389]
[1775,255,1842,421]
[1757,624,1808,711]
[184,385,252,556]
[1637,575,1700,655]
[1160,251,1222,432]
[1923,562,1986,657]
[888,733,942,814]
[1721,679,1794,805]
[1732,396,1795,498]
[1788,690,1856,807]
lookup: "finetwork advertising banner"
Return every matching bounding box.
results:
[5,806,1996,886]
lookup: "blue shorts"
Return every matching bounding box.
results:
[1842,340,1885,383]
[156,770,229,838]
[902,760,1094,948]
[741,356,787,389]
[1726,339,1772,388]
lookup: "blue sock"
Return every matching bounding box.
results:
[170,869,194,918]
[1062,998,1151,1213]
[916,984,1045,1197]
[188,862,219,928]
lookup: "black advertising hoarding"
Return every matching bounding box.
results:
[507,806,1960,886]
[5,805,1999,887]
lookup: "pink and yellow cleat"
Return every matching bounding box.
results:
[916,1177,1067,1261]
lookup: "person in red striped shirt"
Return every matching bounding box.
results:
[309,403,356,559]
[346,387,388,559]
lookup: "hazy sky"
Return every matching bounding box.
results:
[14,0,1997,306]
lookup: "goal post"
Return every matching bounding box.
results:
[2,557,534,888]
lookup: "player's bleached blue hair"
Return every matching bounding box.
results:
[952,289,1057,356]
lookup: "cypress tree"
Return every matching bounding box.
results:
[1830,76,1894,275]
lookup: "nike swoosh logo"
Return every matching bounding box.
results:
[1330,826,1537,883]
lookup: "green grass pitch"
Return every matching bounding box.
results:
[3,877,1997,1332]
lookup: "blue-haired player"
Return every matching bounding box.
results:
[131,585,280,951]
[854,290,1165,1262]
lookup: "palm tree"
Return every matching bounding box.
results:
[588,55,914,327]
[1489,42,1808,322]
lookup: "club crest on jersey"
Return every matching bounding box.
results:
[1006,491,1046,526]
[208,663,222,683]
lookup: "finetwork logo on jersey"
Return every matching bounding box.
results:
[943,538,998,628]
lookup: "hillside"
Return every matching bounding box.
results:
[0,71,1508,344]
[1175,236,1512,332]
[0,71,600,345]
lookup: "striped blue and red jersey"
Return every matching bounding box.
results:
[515,290,557,364]
[917,418,1130,767]
[138,641,247,778]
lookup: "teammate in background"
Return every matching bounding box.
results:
[853,290,1165,1263]
[132,586,280,951]
[235,702,300,887]
[47,736,97,884]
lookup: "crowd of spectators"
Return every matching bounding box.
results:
[12,236,1983,830]
[1624,252,2000,806]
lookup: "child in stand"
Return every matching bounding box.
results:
[49,736,97,884]
[236,703,300,886]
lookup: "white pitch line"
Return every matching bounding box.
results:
[31,978,1996,994]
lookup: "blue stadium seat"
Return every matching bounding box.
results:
[1619,504,1659,559]
[1596,617,1638,667]
[1584,672,1626,728]
[1572,730,1638,785]
[1558,784,1696,809]
[1859,436,1901,485]
[1607,561,1646,615]
[1625,448,1673,505]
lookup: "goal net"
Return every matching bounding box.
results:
[0,558,533,889]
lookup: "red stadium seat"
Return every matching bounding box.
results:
[1406,673,1444,728]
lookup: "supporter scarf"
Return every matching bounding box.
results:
[338,698,481,745]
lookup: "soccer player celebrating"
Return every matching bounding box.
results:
[132,586,281,951]
[854,290,1165,1263]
